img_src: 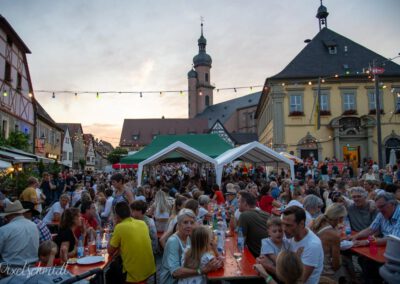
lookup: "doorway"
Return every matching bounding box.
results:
[343,145,360,169]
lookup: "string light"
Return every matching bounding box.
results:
[308,81,312,85]
[52,92,55,99]
[3,91,7,97]
[96,92,100,99]
[28,92,33,98]
[140,92,143,98]
[198,91,203,96]
[234,88,237,92]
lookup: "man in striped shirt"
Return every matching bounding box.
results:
[351,192,400,246]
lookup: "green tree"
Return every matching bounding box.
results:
[0,129,31,152]
[107,147,128,164]
[79,158,86,170]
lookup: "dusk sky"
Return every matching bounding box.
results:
[1,0,399,146]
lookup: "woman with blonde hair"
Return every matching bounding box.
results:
[148,190,172,233]
[311,203,347,282]
[254,250,303,284]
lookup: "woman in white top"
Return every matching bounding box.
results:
[149,190,172,233]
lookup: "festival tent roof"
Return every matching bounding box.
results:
[215,141,295,184]
[137,141,218,186]
[279,152,304,164]
[121,134,232,164]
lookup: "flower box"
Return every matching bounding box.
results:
[319,110,331,116]
[342,109,357,115]
[289,111,304,117]
[368,109,384,115]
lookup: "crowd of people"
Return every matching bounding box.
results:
[0,157,399,284]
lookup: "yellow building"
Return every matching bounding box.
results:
[256,3,400,167]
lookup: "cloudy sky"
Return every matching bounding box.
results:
[1,0,399,146]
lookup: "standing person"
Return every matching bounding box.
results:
[0,201,40,266]
[311,204,347,282]
[55,172,66,201]
[100,188,114,224]
[281,206,324,284]
[211,184,225,205]
[108,202,156,283]
[65,171,78,202]
[148,190,172,233]
[111,173,134,205]
[40,172,56,206]
[19,177,39,210]
[237,190,269,257]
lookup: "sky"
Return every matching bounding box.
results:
[1,0,400,146]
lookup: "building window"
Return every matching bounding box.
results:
[328,46,337,54]
[205,95,210,107]
[367,89,383,112]
[16,73,22,90]
[2,120,9,139]
[341,90,357,112]
[4,62,11,82]
[289,94,303,114]
[62,151,67,160]
[205,73,209,82]
[320,93,329,111]
[69,152,73,161]
[6,35,13,46]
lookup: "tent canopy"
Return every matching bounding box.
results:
[215,141,295,184]
[121,134,232,164]
[137,141,218,186]
[279,152,304,164]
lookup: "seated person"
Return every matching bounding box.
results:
[54,207,81,262]
[37,240,61,267]
[42,194,70,225]
[0,201,39,266]
[74,201,99,242]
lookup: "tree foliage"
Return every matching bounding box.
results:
[0,130,31,152]
[107,147,128,164]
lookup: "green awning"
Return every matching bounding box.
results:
[121,134,232,164]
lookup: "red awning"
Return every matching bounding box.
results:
[112,163,138,169]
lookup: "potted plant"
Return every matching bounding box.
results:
[343,109,357,115]
[289,111,304,116]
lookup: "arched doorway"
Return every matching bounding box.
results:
[297,132,321,162]
[383,131,400,165]
[329,116,375,166]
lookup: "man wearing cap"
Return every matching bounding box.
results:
[0,200,39,267]
[21,201,52,244]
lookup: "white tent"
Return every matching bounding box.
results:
[215,141,295,184]
[137,141,218,186]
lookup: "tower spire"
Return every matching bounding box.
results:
[316,0,329,31]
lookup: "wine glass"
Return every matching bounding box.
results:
[233,246,243,275]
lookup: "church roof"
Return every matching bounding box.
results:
[119,118,209,147]
[271,28,400,80]
[196,91,261,127]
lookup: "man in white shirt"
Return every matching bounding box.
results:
[0,201,39,266]
[282,206,324,284]
[42,194,70,224]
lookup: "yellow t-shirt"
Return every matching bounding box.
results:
[20,187,38,206]
[110,217,156,282]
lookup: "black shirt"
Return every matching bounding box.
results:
[55,228,76,255]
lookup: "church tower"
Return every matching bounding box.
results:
[188,23,214,118]
[316,0,329,31]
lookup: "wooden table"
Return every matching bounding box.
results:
[207,234,261,281]
[350,245,386,264]
[349,231,386,264]
[66,253,111,276]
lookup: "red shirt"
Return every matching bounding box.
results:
[259,195,274,214]
[214,191,225,205]
[74,213,99,242]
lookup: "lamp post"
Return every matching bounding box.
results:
[373,59,383,169]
